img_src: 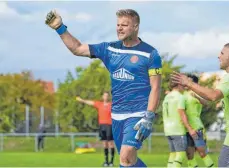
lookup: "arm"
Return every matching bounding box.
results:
[192,92,208,105]
[76,97,95,106]
[171,72,224,101]
[45,10,90,57]
[178,109,198,138]
[187,82,223,102]
[60,31,90,57]
[178,109,193,131]
[147,75,161,112]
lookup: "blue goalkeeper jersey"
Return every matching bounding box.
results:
[89,39,162,119]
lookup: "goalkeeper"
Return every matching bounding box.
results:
[45,9,162,167]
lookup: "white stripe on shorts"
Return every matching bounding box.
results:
[111,111,145,120]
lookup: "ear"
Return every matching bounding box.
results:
[134,24,139,31]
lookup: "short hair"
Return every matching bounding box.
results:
[224,43,229,48]
[116,9,140,25]
[169,78,178,89]
[187,74,199,84]
[103,91,110,95]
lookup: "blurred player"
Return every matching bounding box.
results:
[76,91,115,167]
[162,80,197,167]
[45,9,162,167]
[171,43,229,167]
[184,74,214,168]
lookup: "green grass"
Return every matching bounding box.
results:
[0,152,219,167]
[2,136,223,153]
[0,136,222,167]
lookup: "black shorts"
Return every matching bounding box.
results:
[99,124,113,141]
[186,129,206,148]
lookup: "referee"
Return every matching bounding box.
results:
[76,91,115,167]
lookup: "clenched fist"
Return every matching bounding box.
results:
[45,10,63,29]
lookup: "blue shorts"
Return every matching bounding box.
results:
[112,117,142,154]
[187,129,206,148]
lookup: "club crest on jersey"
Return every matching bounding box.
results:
[112,68,135,81]
[130,55,139,63]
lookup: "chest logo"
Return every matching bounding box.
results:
[130,55,139,64]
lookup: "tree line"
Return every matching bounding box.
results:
[0,56,220,132]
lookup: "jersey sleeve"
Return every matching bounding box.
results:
[216,75,229,98]
[93,101,100,109]
[178,95,186,110]
[88,42,110,66]
[148,49,162,76]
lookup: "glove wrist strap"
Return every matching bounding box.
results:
[56,24,67,35]
[145,111,155,120]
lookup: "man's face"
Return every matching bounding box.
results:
[116,16,138,41]
[218,46,229,70]
[102,93,109,101]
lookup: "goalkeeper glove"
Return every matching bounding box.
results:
[134,111,155,142]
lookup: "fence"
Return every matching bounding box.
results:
[0,132,225,154]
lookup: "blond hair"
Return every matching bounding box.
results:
[116,9,140,25]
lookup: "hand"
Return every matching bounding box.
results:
[170,72,191,86]
[45,10,63,29]
[188,128,198,140]
[76,96,83,102]
[134,111,155,142]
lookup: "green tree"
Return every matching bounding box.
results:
[57,60,110,132]
[0,72,55,132]
[199,75,219,129]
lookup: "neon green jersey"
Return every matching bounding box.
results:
[184,91,204,130]
[216,73,229,146]
[162,90,186,136]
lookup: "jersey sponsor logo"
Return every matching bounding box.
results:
[127,140,138,145]
[130,55,139,63]
[112,68,135,81]
[111,53,120,57]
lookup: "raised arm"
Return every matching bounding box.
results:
[191,92,208,106]
[76,96,95,106]
[45,10,90,57]
[171,72,224,101]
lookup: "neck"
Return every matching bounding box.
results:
[226,66,229,73]
[173,88,181,92]
[103,100,108,103]
[123,36,140,47]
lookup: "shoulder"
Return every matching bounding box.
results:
[220,73,229,83]
[137,40,157,53]
[94,101,102,105]
[104,40,122,50]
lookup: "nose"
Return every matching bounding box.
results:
[218,54,221,59]
[117,25,122,31]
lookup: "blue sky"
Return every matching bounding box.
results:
[0,1,229,86]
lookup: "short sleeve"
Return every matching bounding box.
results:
[178,95,186,110]
[148,49,162,76]
[88,42,110,66]
[93,101,100,109]
[216,75,229,98]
